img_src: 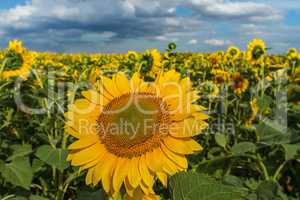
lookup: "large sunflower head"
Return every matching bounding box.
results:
[65,70,208,198]
[246,39,266,61]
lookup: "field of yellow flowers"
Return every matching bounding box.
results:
[0,39,299,200]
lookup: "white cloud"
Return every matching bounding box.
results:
[204,39,231,46]
[188,39,198,45]
[0,0,296,53]
[185,0,282,22]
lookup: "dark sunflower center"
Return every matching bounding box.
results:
[97,93,170,158]
[252,46,264,60]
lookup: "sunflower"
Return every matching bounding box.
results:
[8,40,25,54]
[0,43,35,80]
[140,49,161,77]
[211,69,230,84]
[231,72,249,95]
[226,46,240,60]
[246,39,266,62]
[65,70,208,198]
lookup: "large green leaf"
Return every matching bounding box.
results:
[35,145,69,172]
[215,134,227,148]
[7,144,32,161]
[254,121,292,145]
[231,142,256,155]
[282,144,300,160]
[169,172,247,200]
[1,157,33,190]
[256,181,278,200]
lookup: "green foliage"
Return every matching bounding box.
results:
[35,145,69,172]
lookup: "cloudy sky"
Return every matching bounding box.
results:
[0,0,299,53]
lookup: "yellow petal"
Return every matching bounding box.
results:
[130,72,142,91]
[156,69,180,85]
[180,77,193,92]
[113,157,131,193]
[138,82,157,94]
[71,143,104,166]
[113,72,130,94]
[82,90,110,106]
[139,155,154,187]
[68,135,99,150]
[169,118,207,138]
[145,148,163,172]
[101,154,118,193]
[156,171,168,187]
[124,178,135,197]
[128,157,141,188]
[187,139,203,151]
[100,76,120,97]
[192,112,209,120]
[163,136,193,154]
[86,167,94,185]
[81,156,102,170]
[161,144,188,169]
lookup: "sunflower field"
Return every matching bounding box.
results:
[0,39,299,200]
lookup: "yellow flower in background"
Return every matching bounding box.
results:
[8,40,25,54]
[0,48,35,80]
[140,49,162,77]
[247,39,266,61]
[245,98,259,127]
[226,46,240,59]
[231,72,249,95]
[212,69,230,84]
[65,70,208,197]
[128,51,139,60]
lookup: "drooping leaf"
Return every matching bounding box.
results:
[254,121,292,145]
[231,142,256,155]
[1,157,33,190]
[170,171,247,200]
[282,144,300,160]
[7,144,32,161]
[215,134,227,148]
[35,145,69,172]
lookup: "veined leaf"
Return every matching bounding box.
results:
[170,171,247,200]
[35,145,69,172]
[1,157,33,190]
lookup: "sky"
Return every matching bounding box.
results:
[0,0,299,53]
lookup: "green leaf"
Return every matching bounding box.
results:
[7,144,32,161]
[29,195,49,200]
[254,121,292,145]
[35,145,69,172]
[282,144,300,160]
[169,171,247,200]
[231,142,256,155]
[77,189,105,200]
[32,159,45,173]
[0,159,5,171]
[256,181,278,200]
[215,134,227,148]
[1,157,33,190]
[9,197,27,200]
[257,96,272,111]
